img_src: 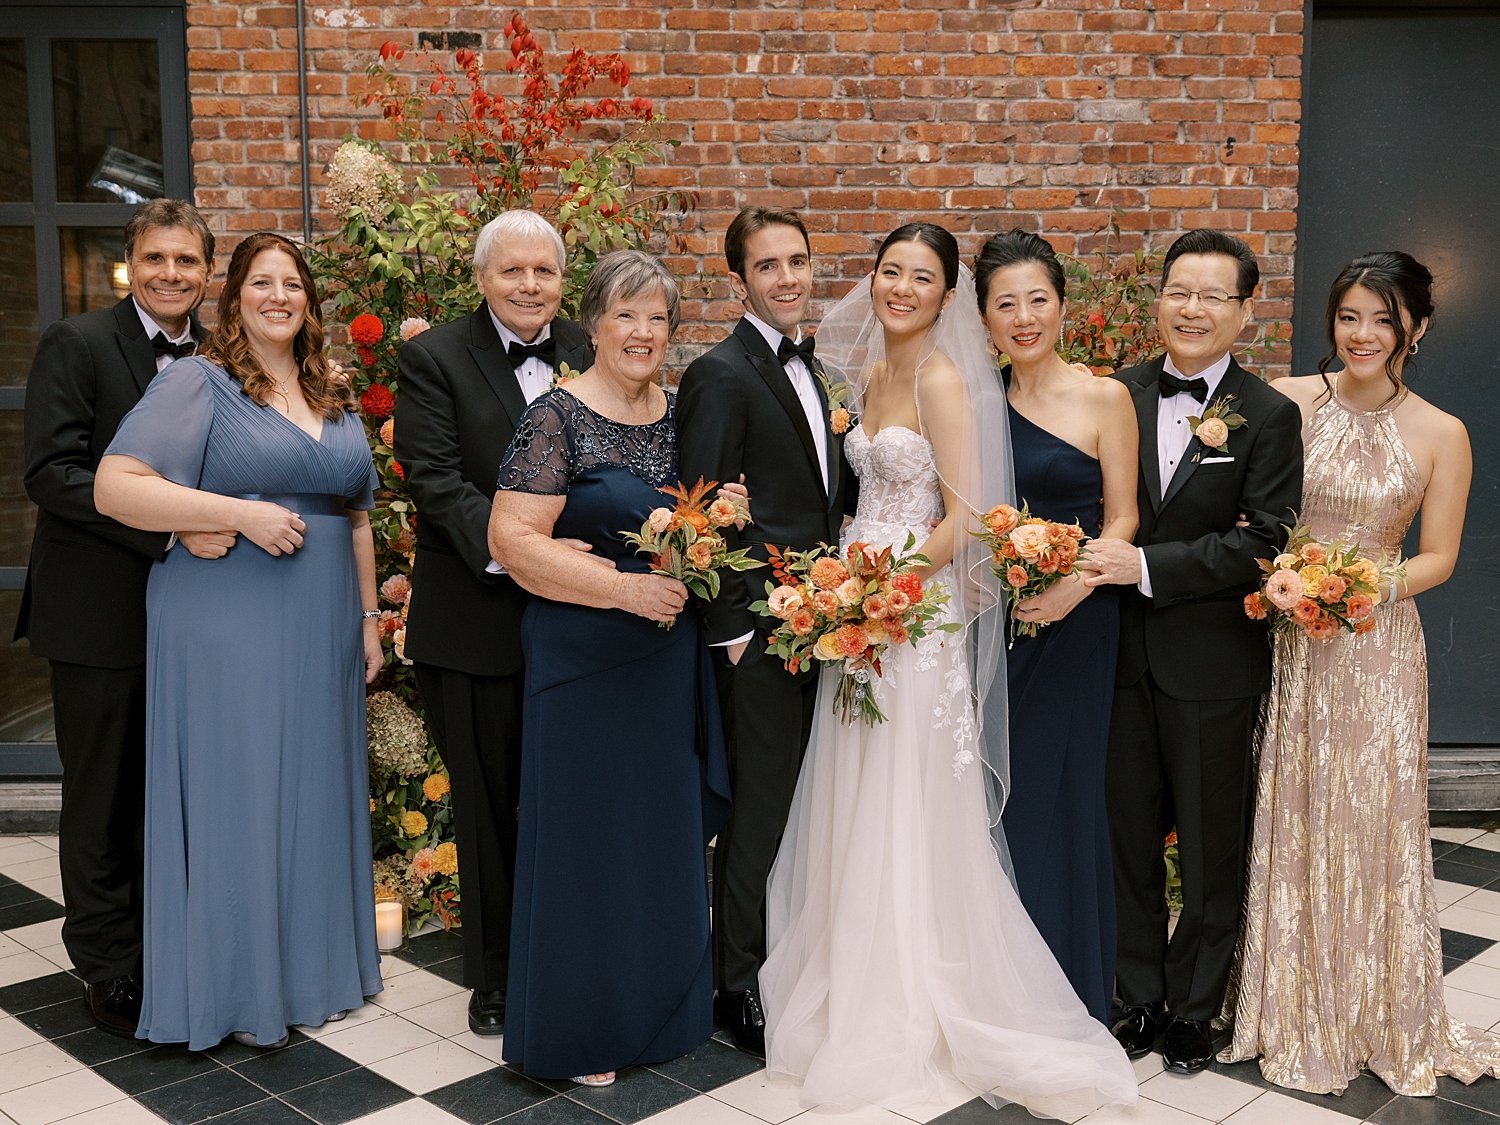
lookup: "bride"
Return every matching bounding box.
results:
[759,223,1137,1118]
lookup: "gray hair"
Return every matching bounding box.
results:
[578,250,680,338]
[124,198,215,263]
[472,209,566,274]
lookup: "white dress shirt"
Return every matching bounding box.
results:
[1138,352,1233,598]
[135,302,195,373]
[488,310,557,405]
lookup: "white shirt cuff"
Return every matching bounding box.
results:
[1136,548,1152,598]
[712,631,754,649]
[485,559,506,575]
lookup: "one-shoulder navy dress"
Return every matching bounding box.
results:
[1001,403,1120,1025]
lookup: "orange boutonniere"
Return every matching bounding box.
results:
[1188,394,1246,459]
[814,367,853,436]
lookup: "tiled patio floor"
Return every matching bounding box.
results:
[5,827,1500,1125]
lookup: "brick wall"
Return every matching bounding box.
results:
[183,0,1304,371]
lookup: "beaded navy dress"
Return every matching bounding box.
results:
[1001,400,1120,1025]
[496,388,731,1079]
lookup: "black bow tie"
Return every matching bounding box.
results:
[151,334,196,360]
[1158,371,1208,403]
[506,337,556,366]
[777,335,816,367]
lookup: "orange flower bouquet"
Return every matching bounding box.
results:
[1245,524,1405,640]
[621,477,762,627]
[751,534,959,725]
[974,502,1087,639]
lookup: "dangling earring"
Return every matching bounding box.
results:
[1408,342,1419,356]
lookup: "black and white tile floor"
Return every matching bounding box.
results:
[6,827,1500,1125]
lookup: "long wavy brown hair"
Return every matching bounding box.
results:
[200,232,356,420]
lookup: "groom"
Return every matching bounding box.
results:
[677,206,849,1054]
[1078,230,1301,1073]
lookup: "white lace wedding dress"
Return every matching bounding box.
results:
[760,424,1137,1118]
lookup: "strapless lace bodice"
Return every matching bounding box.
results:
[845,424,944,550]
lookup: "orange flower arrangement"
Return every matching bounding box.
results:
[973,502,1086,639]
[1245,522,1405,641]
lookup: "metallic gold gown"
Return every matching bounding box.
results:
[1222,384,1500,1095]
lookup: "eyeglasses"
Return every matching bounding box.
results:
[1160,288,1247,311]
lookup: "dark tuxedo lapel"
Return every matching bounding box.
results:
[737,318,825,498]
[1159,358,1250,513]
[111,299,160,397]
[464,307,528,427]
[1130,356,1166,514]
[809,355,842,510]
[553,326,591,378]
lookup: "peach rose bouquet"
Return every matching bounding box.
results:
[751,534,959,724]
[620,477,762,627]
[973,501,1087,640]
[1244,522,1405,640]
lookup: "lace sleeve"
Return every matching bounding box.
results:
[497,393,574,495]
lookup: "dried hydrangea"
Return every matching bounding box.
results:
[373,854,419,905]
[325,140,402,221]
[367,690,428,781]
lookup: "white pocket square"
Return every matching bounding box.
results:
[1199,456,1235,464]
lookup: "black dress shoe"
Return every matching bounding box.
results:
[713,988,766,1056]
[1109,1001,1163,1059]
[1161,1015,1215,1073]
[86,975,142,1038]
[468,988,506,1036]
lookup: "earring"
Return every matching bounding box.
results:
[1408,342,1419,356]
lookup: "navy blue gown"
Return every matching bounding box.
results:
[496,389,732,1079]
[1001,403,1119,1025]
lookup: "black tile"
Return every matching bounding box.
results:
[14,995,95,1038]
[279,1067,410,1124]
[53,1024,160,1066]
[96,1042,221,1094]
[0,895,66,929]
[1445,929,1498,964]
[425,1065,555,1124]
[1446,846,1500,873]
[645,1037,765,1092]
[231,1037,358,1094]
[398,929,466,969]
[501,1098,616,1125]
[1438,1074,1500,1114]
[1435,839,1463,860]
[0,877,45,907]
[201,1028,310,1067]
[1277,1073,1399,1119]
[1371,1095,1500,1123]
[428,955,468,986]
[560,1066,696,1123]
[1211,1055,1279,1092]
[1434,860,1500,889]
[198,1101,313,1125]
[931,1099,1041,1123]
[136,1068,272,1125]
[0,969,80,1014]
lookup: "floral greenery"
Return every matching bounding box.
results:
[306,15,687,931]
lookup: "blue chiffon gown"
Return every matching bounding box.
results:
[106,358,383,1049]
[1001,404,1120,1025]
[496,389,731,1080]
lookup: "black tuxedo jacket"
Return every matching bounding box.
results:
[676,317,850,646]
[394,308,592,677]
[17,298,174,668]
[1114,354,1302,700]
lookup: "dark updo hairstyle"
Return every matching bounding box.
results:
[875,221,960,291]
[973,230,1066,309]
[1317,250,1434,407]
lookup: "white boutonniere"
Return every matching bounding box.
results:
[1189,395,1246,460]
[814,367,853,436]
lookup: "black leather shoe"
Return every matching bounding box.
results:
[86,975,142,1038]
[1109,1001,1163,1059]
[1161,1015,1215,1073]
[467,988,506,1036]
[713,988,766,1056]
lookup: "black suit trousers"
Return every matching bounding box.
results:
[51,660,146,984]
[414,662,523,994]
[1105,669,1258,1021]
[710,637,818,994]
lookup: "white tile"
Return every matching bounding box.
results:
[366,1038,493,1094]
[1444,961,1500,1000]
[24,839,57,854]
[0,951,59,989]
[0,1068,122,1125]
[400,991,470,1038]
[0,936,23,960]
[710,1071,806,1124]
[19,878,61,903]
[795,1106,909,1123]
[1462,832,1500,854]
[640,1098,766,1124]
[318,1013,440,1065]
[49,1102,166,1124]
[1443,985,1500,1031]
[446,1029,506,1064]
[3,920,62,953]
[1131,1052,1165,1083]
[1436,906,1500,942]
[0,842,54,867]
[1137,1068,1259,1120]
[1078,1099,1211,1124]
[0,1018,44,1056]
[0,1042,81,1095]
[1222,1090,1353,1123]
[1432,827,1488,845]
[1435,879,1475,908]
[367,967,463,1014]
[4,858,59,889]
[294,998,384,1039]
[34,945,72,973]
[1451,887,1500,918]
[376,953,420,981]
[884,1072,978,1123]
[347,1101,468,1125]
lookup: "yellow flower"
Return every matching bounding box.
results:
[369,797,376,813]
[433,841,458,876]
[422,774,450,802]
[399,809,428,837]
[1299,564,1328,598]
